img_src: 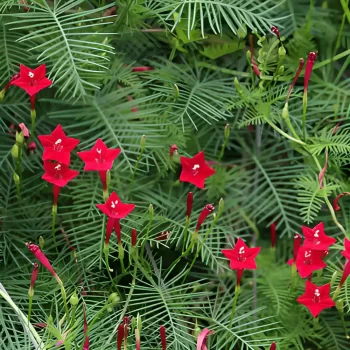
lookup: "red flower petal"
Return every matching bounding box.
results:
[196,328,214,350]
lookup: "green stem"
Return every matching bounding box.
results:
[284,114,301,141]
[60,283,70,324]
[217,138,228,163]
[0,289,45,350]
[265,119,306,146]
[229,285,240,328]
[30,109,36,139]
[181,216,190,253]
[141,214,153,257]
[104,244,121,295]
[129,148,144,191]
[27,294,33,322]
[99,215,106,270]
[69,304,77,329]
[340,312,348,337]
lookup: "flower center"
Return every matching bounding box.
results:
[95,148,104,163]
[110,200,119,214]
[312,230,321,245]
[53,138,63,152]
[304,250,312,265]
[28,71,37,86]
[237,246,247,262]
[313,288,321,303]
[192,164,200,176]
[54,164,63,179]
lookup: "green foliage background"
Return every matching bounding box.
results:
[0,0,350,349]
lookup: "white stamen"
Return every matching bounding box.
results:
[28,71,34,78]
[192,164,200,170]
[304,250,311,258]
[96,148,102,154]
[55,164,61,170]
[239,247,245,254]
[315,289,320,297]
[314,230,319,238]
[55,139,62,145]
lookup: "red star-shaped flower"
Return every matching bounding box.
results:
[342,238,350,260]
[42,161,79,188]
[11,64,52,96]
[96,191,135,220]
[302,222,336,251]
[295,247,326,278]
[297,281,335,318]
[38,124,80,165]
[179,151,216,189]
[221,238,261,270]
[77,138,121,171]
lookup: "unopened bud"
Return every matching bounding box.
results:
[234,78,243,96]
[11,144,19,159]
[39,236,44,250]
[282,103,289,119]
[70,292,79,306]
[194,321,201,338]
[131,228,137,247]
[278,46,286,59]
[246,50,251,60]
[336,299,344,313]
[140,135,146,152]
[149,203,154,219]
[137,313,142,332]
[224,124,230,140]
[108,292,120,306]
[237,26,247,39]
[13,172,20,185]
[278,66,284,75]
[16,131,24,144]
[331,271,340,287]
[218,198,224,216]
[173,84,179,99]
[118,243,124,259]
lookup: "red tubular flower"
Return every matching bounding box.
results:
[18,123,29,138]
[180,151,216,189]
[294,247,327,278]
[341,238,350,260]
[83,304,89,350]
[132,66,154,72]
[222,238,261,271]
[196,328,214,350]
[160,325,166,350]
[304,52,317,93]
[270,343,276,350]
[318,150,328,189]
[287,233,302,265]
[297,281,335,318]
[29,263,39,295]
[339,260,350,288]
[157,231,170,241]
[117,323,124,350]
[170,144,178,158]
[271,26,280,40]
[301,222,336,251]
[236,269,244,287]
[115,219,121,244]
[334,192,350,211]
[42,161,79,188]
[286,58,305,102]
[2,73,20,92]
[38,124,80,165]
[131,228,137,247]
[11,64,52,97]
[135,329,141,350]
[26,243,58,279]
[195,204,214,232]
[96,192,135,245]
[270,222,277,248]
[186,192,193,218]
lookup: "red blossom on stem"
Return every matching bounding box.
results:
[271,26,280,40]
[195,204,214,232]
[3,73,20,92]
[297,281,335,318]
[83,303,89,350]
[318,150,328,189]
[117,323,124,350]
[26,243,58,279]
[301,222,336,251]
[170,144,178,158]
[334,192,350,211]
[180,151,216,189]
[339,260,350,288]
[30,263,39,291]
[270,343,276,350]
[42,161,79,188]
[222,238,261,271]
[11,64,52,97]
[196,328,214,350]
[96,192,135,245]
[304,52,317,93]
[342,238,350,260]
[160,325,166,350]
[186,192,193,218]
[131,228,137,247]
[294,247,327,278]
[38,124,80,165]
[286,58,305,102]
[132,66,154,72]
[270,222,277,248]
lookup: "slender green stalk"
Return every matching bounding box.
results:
[181,216,190,253]
[52,205,58,248]
[30,109,36,139]
[27,294,33,322]
[229,285,240,327]
[284,115,301,141]
[69,304,77,329]
[265,119,306,146]
[59,283,70,323]
[104,245,120,295]
[99,215,107,270]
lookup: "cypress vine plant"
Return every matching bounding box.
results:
[1,0,350,349]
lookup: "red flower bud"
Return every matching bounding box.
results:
[334,192,350,211]
[131,228,137,247]
[117,323,124,350]
[30,263,39,290]
[270,342,276,350]
[195,204,214,232]
[26,243,57,278]
[27,141,37,154]
[304,52,317,93]
[170,144,178,158]
[197,328,214,350]
[340,260,350,288]
[160,325,166,350]
[186,192,193,218]
[293,234,302,261]
[83,303,89,350]
[157,231,170,241]
[270,222,277,248]
[318,150,328,189]
[271,26,280,40]
[132,66,154,72]
[286,58,304,102]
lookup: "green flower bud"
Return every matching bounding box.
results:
[137,312,142,332]
[224,124,230,140]
[16,131,24,145]
[246,50,251,60]
[140,135,146,152]
[118,243,124,259]
[331,270,340,287]
[234,78,243,96]
[149,203,154,219]
[13,172,20,185]
[237,26,247,39]
[194,321,201,338]
[11,144,19,159]
[336,299,344,313]
[39,236,45,250]
[108,292,120,306]
[131,316,136,330]
[70,292,79,306]
[278,46,286,59]
[278,66,284,75]
[218,198,224,216]
[173,84,179,100]
[282,103,289,119]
